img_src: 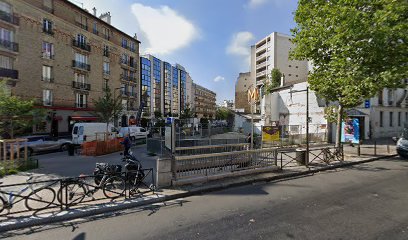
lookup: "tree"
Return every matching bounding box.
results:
[0,81,45,138]
[264,68,282,94]
[291,0,408,147]
[93,86,123,132]
[180,105,194,119]
[154,111,162,119]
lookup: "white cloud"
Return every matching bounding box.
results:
[226,31,254,69]
[131,3,199,55]
[248,0,268,8]
[213,76,225,82]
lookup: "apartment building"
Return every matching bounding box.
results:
[235,72,253,113]
[0,0,140,135]
[192,83,216,119]
[252,32,308,90]
[141,55,191,118]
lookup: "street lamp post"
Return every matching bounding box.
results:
[289,86,309,166]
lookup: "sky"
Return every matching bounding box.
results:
[69,0,299,104]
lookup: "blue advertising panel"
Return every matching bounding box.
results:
[364,100,370,108]
[341,118,360,144]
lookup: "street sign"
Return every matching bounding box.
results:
[364,100,370,108]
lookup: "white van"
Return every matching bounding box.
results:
[118,126,149,141]
[72,123,115,145]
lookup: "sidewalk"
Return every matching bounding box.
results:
[0,142,397,233]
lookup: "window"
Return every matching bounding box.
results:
[42,65,52,82]
[103,61,110,75]
[130,42,135,52]
[42,42,54,59]
[380,111,383,127]
[43,19,53,34]
[0,27,13,42]
[77,34,86,45]
[103,79,108,90]
[74,72,85,83]
[93,22,98,34]
[102,27,110,40]
[378,90,383,105]
[122,38,128,48]
[103,45,109,57]
[43,89,52,106]
[398,112,401,126]
[121,53,128,64]
[76,93,87,108]
[389,112,393,127]
[0,2,11,14]
[388,89,393,106]
[75,53,88,64]
[0,55,12,69]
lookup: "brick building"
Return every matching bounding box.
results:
[192,83,216,119]
[0,0,140,135]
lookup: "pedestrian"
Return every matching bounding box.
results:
[121,133,132,156]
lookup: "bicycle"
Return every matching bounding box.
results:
[57,166,125,207]
[0,176,57,214]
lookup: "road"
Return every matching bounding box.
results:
[2,157,408,240]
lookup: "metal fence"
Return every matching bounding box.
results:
[171,145,344,181]
[0,169,155,218]
[175,143,250,156]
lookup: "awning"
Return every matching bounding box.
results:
[70,116,99,121]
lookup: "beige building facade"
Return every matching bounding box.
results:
[235,72,253,113]
[192,83,216,119]
[253,32,308,88]
[0,0,140,135]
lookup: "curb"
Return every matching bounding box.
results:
[0,154,397,233]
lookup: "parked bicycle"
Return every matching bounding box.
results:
[57,165,125,207]
[0,176,57,213]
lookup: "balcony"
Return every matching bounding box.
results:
[256,70,267,77]
[0,39,18,52]
[120,74,137,82]
[72,81,91,91]
[256,61,267,69]
[75,103,88,109]
[43,28,54,36]
[75,22,88,31]
[0,68,18,79]
[0,10,19,25]
[256,53,267,61]
[72,60,90,71]
[120,59,136,69]
[43,100,52,106]
[42,52,54,59]
[103,70,110,76]
[72,39,91,52]
[42,76,54,82]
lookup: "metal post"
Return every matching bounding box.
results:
[374,140,377,156]
[251,102,254,150]
[357,142,361,156]
[306,87,309,166]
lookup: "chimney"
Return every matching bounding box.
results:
[99,12,111,24]
[280,74,285,87]
[133,33,138,40]
[92,7,97,16]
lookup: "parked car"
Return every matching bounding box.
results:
[8,136,71,157]
[72,123,115,145]
[118,127,150,141]
[395,128,408,159]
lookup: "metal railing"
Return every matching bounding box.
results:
[72,39,91,52]
[43,28,54,36]
[0,68,18,79]
[0,39,18,52]
[72,60,91,71]
[173,148,278,179]
[0,10,19,25]
[72,81,91,91]
[175,143,250,156]
[0,169,155,218]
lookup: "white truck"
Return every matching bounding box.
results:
[72,122,115,145]
[118,126,149,141]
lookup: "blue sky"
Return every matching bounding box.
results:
[70,0,299,104]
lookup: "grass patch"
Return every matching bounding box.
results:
[0,158,39,177]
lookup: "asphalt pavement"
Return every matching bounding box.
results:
[3,157,408,240]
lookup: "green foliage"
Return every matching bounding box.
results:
[93,86,123,131]
[180,105,195,119]
[290,0,408,108]
[324,106,348,123]
[154,111,162,119]
[216,107,232,120]
[264,69,282,94]
[0,158,39,177]
[0,81,45,138]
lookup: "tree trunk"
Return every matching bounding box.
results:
[10,120,14,139]
[335,104,343,148]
